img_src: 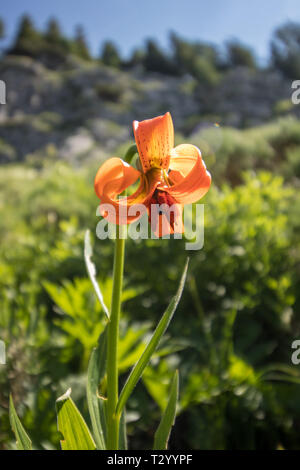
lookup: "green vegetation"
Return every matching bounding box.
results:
[100,41,122,68]
[1,139,300,448]
[7,15,90,67]
[271,21,300,79]
[1,14,300,450]
[4,15,300,82]
[225,39,257,70]
[73,25,91,61]
[0,18,5,40]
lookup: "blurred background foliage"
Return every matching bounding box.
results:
[1,14,300,450]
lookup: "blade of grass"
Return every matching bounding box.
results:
[84,229,109,319]
[9,395,32,450]
[153,370,179,450]
[87,327,107,449]
[116,258,189,417]
[119,408,127,450]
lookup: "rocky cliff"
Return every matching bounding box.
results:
[0,54,295,164]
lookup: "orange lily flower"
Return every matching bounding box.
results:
[94,112,211,237]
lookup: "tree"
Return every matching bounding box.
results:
[225,40,256,69]
[43,17,72,60]
[126,48,145,69]
[0,18,5,40]
[170,32,220,84]
[73,25,91,60]
[8,14,42,56]
[271,21,300,78]
[45,18,62,43]
[143,39,177,75]
[100,41,121,68]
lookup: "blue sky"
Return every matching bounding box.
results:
[1,0,300,60]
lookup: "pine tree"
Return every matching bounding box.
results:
[44,17,71,58]
[271,21,300,78]
[101,41,121,68]
[126,48,145,69]
[170,32,220,77]
[45,18,62,43]
[73,25,91,60]
[9,14,41,56]
[0,18,5,40]
[144,39,176,75]
[226,40,256,69]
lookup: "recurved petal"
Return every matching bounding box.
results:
[133,112,174,173]
[167,144,211,204]
[94,157,158,224]
[95,157,140,198]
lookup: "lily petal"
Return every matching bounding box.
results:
[167,144,211,204]
[149,202,184,238]
[133,112,174,173]
[94,157,158,224]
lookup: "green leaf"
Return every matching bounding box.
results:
[84,229,109,319]
[153,370,179,450]
[9,394,32,450]
[119,409,127,450]
[56,388,96,450]
[87,327,107,449]
[118,324,150,373]
[116,258,189,416]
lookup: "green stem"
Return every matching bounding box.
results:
[124,144,138,164]
[106,225,125,449]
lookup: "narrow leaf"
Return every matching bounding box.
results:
[9,395,32,450]
[116,258,189,416]
[87,327,107,449]
[153,370,179,450]
[84,229,109,319]
[56,388,96,450]
[119,409,127,450]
